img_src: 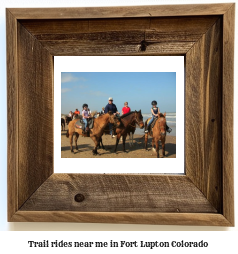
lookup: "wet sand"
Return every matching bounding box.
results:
[61,124,176,158]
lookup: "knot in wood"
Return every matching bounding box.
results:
[140,40,147,51]
[74,193,85,202]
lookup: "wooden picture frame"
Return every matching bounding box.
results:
[7,3,234,226]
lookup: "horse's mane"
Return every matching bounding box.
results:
[120,111,136,119]
[159,113,165,118]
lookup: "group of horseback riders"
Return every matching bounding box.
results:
[69,97,172,135]
[65,97,172,157]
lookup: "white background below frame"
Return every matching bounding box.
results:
[54,56,184,174]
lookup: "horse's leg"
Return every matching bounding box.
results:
[114,134,120,153]
[152,137,155,152]
[74,132,79,151]
[122,134,127,152]
[129,133,133,146]
[100,137,105,149]
[91,136,99,155]
[97,137,105,149]
[161,137,166,157]
[69,133,74,153]
[155,138,160,158]
[97,137,101,149]
[145,133,149,150]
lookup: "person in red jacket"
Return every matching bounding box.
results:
[121,101,131,115]
[74,108,80,115]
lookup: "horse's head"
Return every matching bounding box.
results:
[135,110,144,129]
[158,113,166,136]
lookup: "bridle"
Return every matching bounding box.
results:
[128,112,143,128]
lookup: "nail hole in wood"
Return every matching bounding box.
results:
[74,193,85,202]
[211,119,215,122]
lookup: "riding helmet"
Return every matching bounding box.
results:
[151,100,157,105]
[82,103,88,108]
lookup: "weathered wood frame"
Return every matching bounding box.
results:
[7,4,234,226]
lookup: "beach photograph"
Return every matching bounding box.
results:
[61,72,176,158]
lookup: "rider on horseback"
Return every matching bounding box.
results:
[82,103,91,133]
[104,97,119,138]
[144,100,172,133]
[144,100,159,133]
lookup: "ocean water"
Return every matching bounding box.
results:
[135,112,176,136]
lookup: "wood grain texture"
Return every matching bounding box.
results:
[20,174,217,213]
[20,16,218,34]
[222,4,235,226]
[6,9,18,221]
[11,211,232,226]
[6,4,234,225]
[8,3,233,19]
[19,17,218,56]
[185,18,222,212]
[17,23,54,208]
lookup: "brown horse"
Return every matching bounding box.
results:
[113,110,144,153]
[66,112,120,154]
[64,115,73,125]
[145,113,167,158]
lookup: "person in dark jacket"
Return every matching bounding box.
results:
[104,97,119,137]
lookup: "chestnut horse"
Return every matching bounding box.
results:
[66,112,120,155]
[145,113,167,158]
[114,110,144,153]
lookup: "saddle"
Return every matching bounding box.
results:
[147,117,158,134]
[75,118,94,131]
[150,117,158,128]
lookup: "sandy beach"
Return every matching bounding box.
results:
[61,123,176,158]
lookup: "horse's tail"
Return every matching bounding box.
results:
[66,129,69,138]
